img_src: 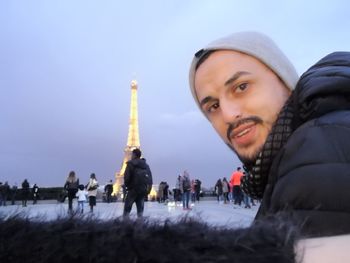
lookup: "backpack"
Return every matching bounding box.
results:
[133,167,152,195]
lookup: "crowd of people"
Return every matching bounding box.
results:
[0,179,40,207]
[214,167,257,208]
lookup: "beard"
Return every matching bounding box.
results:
[225,142,263,167]
[225,115,264,165]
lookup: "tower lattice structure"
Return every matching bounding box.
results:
[114,80,141,194]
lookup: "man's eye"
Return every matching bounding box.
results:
[235,83,248,93]
[207,102,219,113]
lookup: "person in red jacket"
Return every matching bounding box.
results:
[230,167,243,205]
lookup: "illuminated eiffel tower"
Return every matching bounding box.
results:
[114,80,141,194]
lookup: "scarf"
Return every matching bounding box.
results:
[241,96,294,199]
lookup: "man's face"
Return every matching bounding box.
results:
[194,50,291,163]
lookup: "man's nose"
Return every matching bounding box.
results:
[220,99,241,124]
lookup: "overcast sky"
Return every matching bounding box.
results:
[1,0,349,188]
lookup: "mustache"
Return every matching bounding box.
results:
[226,116,263,142]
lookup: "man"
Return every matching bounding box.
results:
[123,148,153,218]
[32,183,39,205]
[189,31,350,236]
[104,180,113,203]
[230,167,243,206]
[241,172,251,209]
[180,170,191,210]
[194,178,201,202]
[21,179,30,207]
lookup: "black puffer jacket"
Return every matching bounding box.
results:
[257,52,350,237]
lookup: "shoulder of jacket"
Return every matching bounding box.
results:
[290,110,350,140]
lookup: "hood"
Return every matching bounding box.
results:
[294,52,350,125]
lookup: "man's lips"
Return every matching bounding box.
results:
[231,122,256,139]
[226,117,263,143]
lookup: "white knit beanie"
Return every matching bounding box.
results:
[189,31,299,111]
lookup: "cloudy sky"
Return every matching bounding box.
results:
[1,0,349,188]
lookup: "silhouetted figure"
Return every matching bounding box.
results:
[181,171,191,210]
[21,179,30,207]
[104,180,113,203]
[123,149,153,218]
[194,179,201,202]
[32,184,39,204]
[86,173,99,213]
[64,171,79,213]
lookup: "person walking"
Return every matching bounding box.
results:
[76,185,88,214]
[104,180,113,203]
[222,177,230,204]
[163,181,169,202]
[214,179,223,203]
[157,182,165,203]
[32,184,39,204]
[194,179,201,202]
[240,172,251,209]
[64,171,79,213]
[86,173,99,213]
[231,168,243,206]
[21,179,30,207]
[123,149,153,218]
[181,170,191,210]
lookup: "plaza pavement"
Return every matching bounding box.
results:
[0,199,258,228]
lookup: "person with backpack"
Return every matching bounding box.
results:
[123,148,153,218]
[64,171,79,213]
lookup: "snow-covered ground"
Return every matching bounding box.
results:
[0,200,258,228]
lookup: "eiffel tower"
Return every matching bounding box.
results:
[114,80,141,194]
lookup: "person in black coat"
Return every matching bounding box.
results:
[21,179,30,207]
[189,31,350,237]
[64,171,79,213]
[32,184,39,205]
[123,149,153,218]
[104,180,114,203]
